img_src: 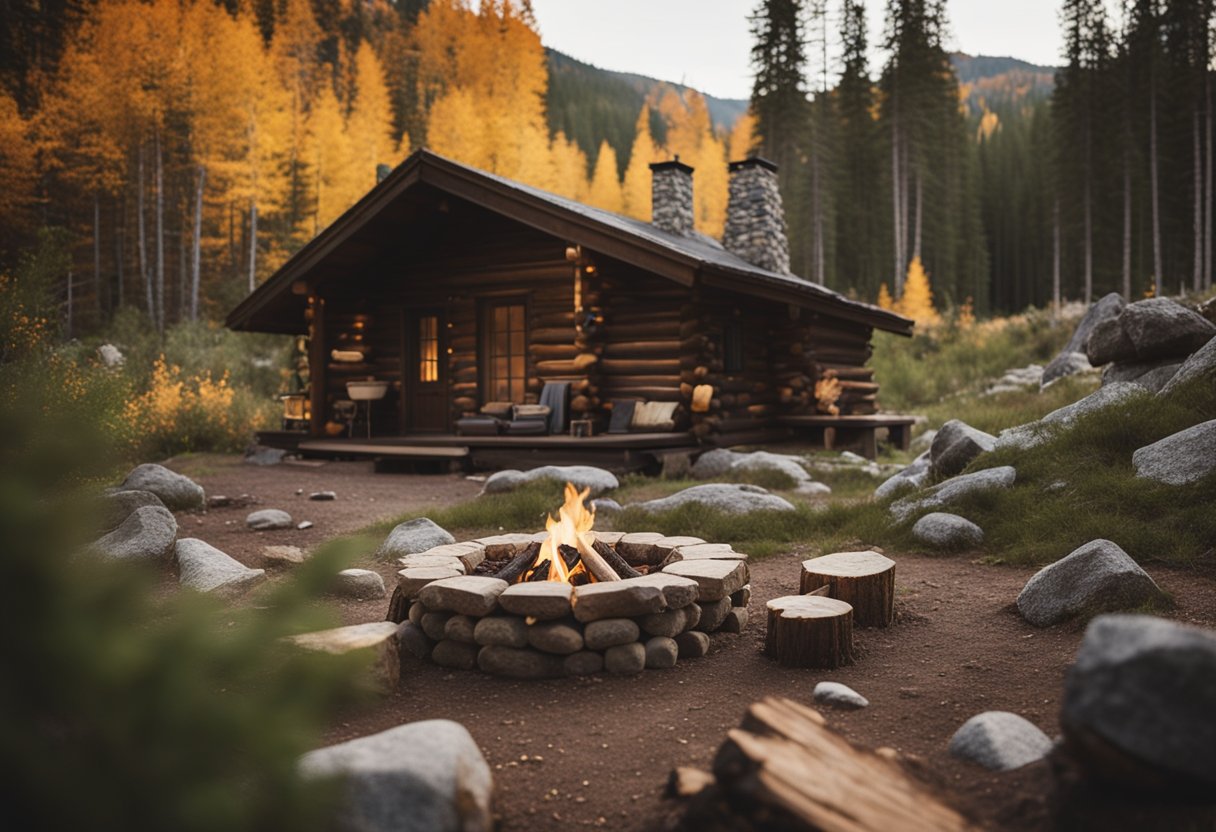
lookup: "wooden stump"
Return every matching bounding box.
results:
[765,595,854,668]
[799,550,895,628]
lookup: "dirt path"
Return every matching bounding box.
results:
[179,456,1216,831]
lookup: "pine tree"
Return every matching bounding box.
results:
[895,255,940,323]
[587,141,623,213]
[622,106,658,219]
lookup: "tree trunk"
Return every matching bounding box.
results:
[1150,77,1163,297]
[900,140,910,293]
[1084,172,1093,304]
[1206,74,1213,291]
[65,270,73,340]
[248,198,258,293]
[812,150,824,285]
[115,198,124,308]
[1053,197,1061,313]
[155,127,165,334]
[764,595,854,669]
[191,165,205,321]
[1123,149,1132,301]
[138,144,152,317]
[93,192,102,320]
[912,168,923,262]
[799,550,895,628]
[891,113,903,295]
[1195,107,1204,292]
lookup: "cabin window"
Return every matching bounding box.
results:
[484,301,527,402]
[723,323,744,374]
[418,315,439,382]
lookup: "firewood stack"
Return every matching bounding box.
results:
[670,697,976,832]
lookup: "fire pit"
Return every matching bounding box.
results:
[387,485,751,678]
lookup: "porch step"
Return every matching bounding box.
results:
[297,440,470,459]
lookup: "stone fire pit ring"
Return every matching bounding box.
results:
[387,532,751,678]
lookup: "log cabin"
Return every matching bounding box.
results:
[226,149,913,469]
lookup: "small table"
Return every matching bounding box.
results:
[570,419,593,438]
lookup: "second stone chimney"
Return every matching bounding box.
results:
[723,157,790,274]
[649,158,695,236]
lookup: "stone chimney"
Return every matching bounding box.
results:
[723,157,790,274]
[649,158,695,236]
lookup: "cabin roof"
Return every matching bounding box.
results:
[225,149,913,336]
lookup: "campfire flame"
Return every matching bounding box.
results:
[520,483,607,585]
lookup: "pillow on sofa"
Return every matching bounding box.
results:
[456,416,503,436]
[631,401,678,431]
[513,404,551,421]
[480,401,514,420]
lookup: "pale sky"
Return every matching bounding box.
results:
[529,0,1069,100]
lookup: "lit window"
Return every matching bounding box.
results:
[485,302,527,402]
[419,315,439,382]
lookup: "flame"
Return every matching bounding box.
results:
[525,483,598,584]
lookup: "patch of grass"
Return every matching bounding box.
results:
[918,374,1100,435]
[372,480,569,547]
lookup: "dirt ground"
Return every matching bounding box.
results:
[174,454,1216,831]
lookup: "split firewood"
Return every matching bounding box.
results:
[591,539,643,579]
[575,534,622,582]
[494,541,542,584]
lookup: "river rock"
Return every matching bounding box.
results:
[604,641,646,675]
[930,420,996,479]
[874,451,931,500]
[911,512,984,550]
[482,465,619,496]
[431,639,478,670]
[117,463,205,511]
[299,720,492,832]
[813,681,869,710]
[1158,333,1216,396]
[948,711,1054,771]
[674,630,710,658]
[1061,614,1216,789]
[290,622,400,692]
[890,466,1016,522]
[644,636,678,668]
[563,651,604,676]
[330,568,386,599]
[639,607,689,638]
[662,559,748,601]
[497,581,573,620]
[583,618,640,650]
[443,615,477,644]
[420,612,453,641]
[418,576,508,617]
[729,451,815,485]
[90,504,177,561]
[477,645,563,679]
[632,483,796,515]
[376,518,456,559]
[721,607,749,633]
[246,508,293,531]
[396,621,433,662]
[175,538,265,596]
[695,597,732,633]
[527,620,584,655]
[473,616,529,648]
[1132,419,1216,486]
[1086,297,1216,366]
[1016,539,1164,627]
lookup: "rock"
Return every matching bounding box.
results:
[473,533,535,559]
[418,576,508,617]
[396,621,433,661]
[563,651,604,676]
[674,630,710,658]
[527,620,584,655]
[590,498,623,515]
[397,566,464,599]
[407,601,426,625]
[730,585,751,607]
[690,448,741,478]
[813,681,869,710]
[874,451,930,500]
[1086,297,1216,366]
[97,343,124,367]
[420,612,453,641]
[730,451,814,485]
[243,445,286,466]
[668,542,746,562]
[682,602,702,630]
[117,463,205,511]
[644,636,679,668]
[584,618,641,650]
[625,573,702,608]
[396,554,466,573]
[289,622,400,692]
[482,465,619,496]
[997,383,1145,451]
[90,504,177,561]
[330,568,386,599]
[473,616,529,648]
[262,545,307,567]
[430,639,478,670]
[376,518,456,559]
[948,711,1053,771]
[1016,539,1165,627]
[930,420,996,479]
[662,558,749,601]
[911,512,984,550]
[296,521,313,530]
[1102,357,1182,392]
[309,490,336,501]
[909,429,937,454]
[246,508,293,530]
[1061,614,1216,789]
[1133,419,1216,486]
[632,483,796,515]
[572,579,666,622]
[299,720,492,832]
[477,645,563,679]
[795,481,833,496]
[497,581,573,620]
[694,597,732,633]
[1159,334,1216,396]
[98,489,166,531]
[721,607,749,633]
[175,538,265,596]
[416,542,486,572]
[1042,293,1125,385]
[604,641,646,675]
[443,615,477,644]
[639,607,688,638]
[1041,351,1094,388]
[890,466,1016,522]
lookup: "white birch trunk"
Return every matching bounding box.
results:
[191,166,205,321]
[1195,107,1204,292]
[248,199,258,293]
[1123,149,1132,300]
[912,169,923,262]
[1053,197,1061,314]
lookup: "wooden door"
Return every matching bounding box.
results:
[403,310,448,433]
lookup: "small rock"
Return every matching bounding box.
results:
[721,606,748,633]
[243,445,286,466]
[890,466,1016,522]
[289,622,400,693]
[633,483,796,515]
[930,420,996,479]
[420,612,453,641]
[527,620,584,655]
[694,597,732,633]
[262,545,307,567]
[590,498,623,515]
[1016,539,1165,627]
[430,639,478,670]
[563,650,604,676]
[97,343,124,367]
[296,520,314,530]
[396,621,433,661]
[583,618,641,650]
[730,585,751,607]
[644,636,678,668]
[176,538,265,596]
[874,451,930,500]
[639,607,688,638]
[330,568,386,599]
[674,630,710,658]
[911,512,984,550]
[473,616,529,648]
[309,490,336,501]
[443,615,477,644]
[298,720,492,832]
[604,641,646,675]
[477,645,563,679]
[1132,419,1216,486]
[90,504,177,561]
[1041,351,1094,388]
[246,508,293,530]
[376,518,456,559]
[116,463,205,511]
[948,711,1053,771]
[813,681,869,710]
[689,448,740,478]
[482,465,619,496]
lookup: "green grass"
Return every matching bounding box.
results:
[917,374,1100,435]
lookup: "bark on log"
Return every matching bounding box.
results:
[386,585,408,623]
[591,539,643,579]
[494,541,542,584]
[764,595,854,668]
[799,551,895,628]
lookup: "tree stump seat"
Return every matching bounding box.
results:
[764,595,854,668]
[800,550,895,627]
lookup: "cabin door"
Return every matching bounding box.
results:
[403,309,448,433]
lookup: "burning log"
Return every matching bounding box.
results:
[573,536,622,583]
[592,539,643,579]
[494,541,542,584]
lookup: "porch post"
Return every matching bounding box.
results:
[309,294,327,437]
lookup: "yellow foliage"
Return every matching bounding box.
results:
[347,43,399,189]
[0,93,39,230]
[895,257,940,326]
[621,107,658,219]
[877,283,894,311]
[815,370,841,416]
[957,296,976,329]
[728,112,757,161]
[587,141,623,213]
[0,273,52,359]
[656,88,729,236]
[977,108,999,140]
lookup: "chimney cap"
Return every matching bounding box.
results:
[650,157,694,175]
[728,156,779,174]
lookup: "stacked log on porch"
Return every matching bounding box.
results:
[448,297,479,422]
[803,315,879,416]
[769,311,817,416]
